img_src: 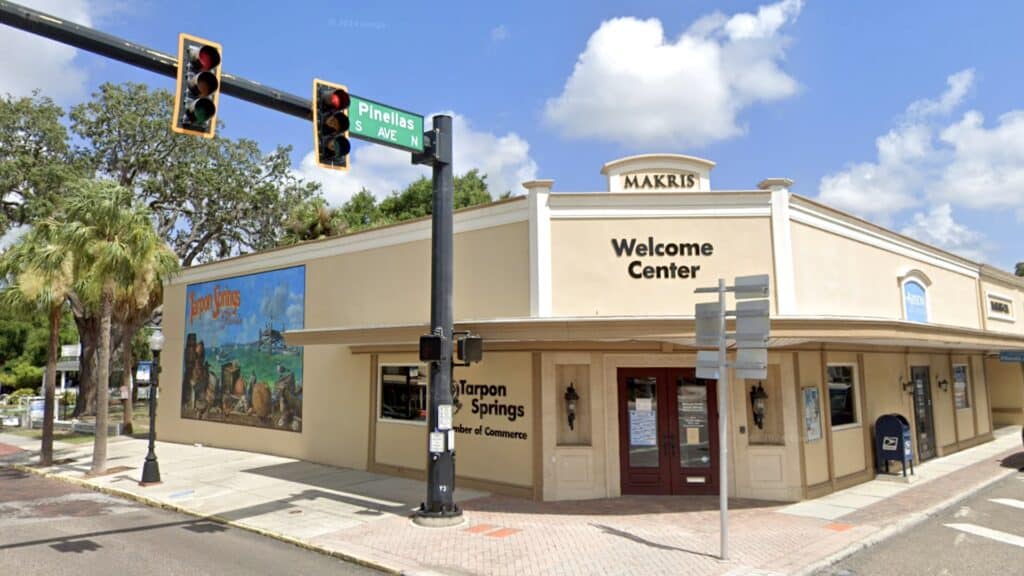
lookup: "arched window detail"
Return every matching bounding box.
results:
[901,270,933,319]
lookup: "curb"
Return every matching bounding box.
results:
[793,449,1022,576]
[7,461,419,576]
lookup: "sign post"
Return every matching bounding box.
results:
[695,274,770,560]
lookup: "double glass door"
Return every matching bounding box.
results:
[618,368,718,495]
[911,366,936,461]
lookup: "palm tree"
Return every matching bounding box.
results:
[0,223,74,467]
[62,179,177,475]
[279,197,348,246]
[113,239,178,435]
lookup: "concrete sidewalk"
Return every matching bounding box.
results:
[1,427,1021,576]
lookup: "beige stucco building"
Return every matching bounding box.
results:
[158,154,1024,503]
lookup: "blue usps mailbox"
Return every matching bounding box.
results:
[875,414,914,477]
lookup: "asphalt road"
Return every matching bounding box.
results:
[818,462,1024,576]
[0,466,383,576]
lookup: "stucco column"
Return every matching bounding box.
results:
[525,180,554,317]
[760,178,796,316]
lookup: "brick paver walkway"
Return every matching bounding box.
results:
[2,430,1021,576]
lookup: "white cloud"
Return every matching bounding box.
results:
[295,142,426,206]
[900,204,986,262]
[295,112,537,205]
[816,67,1024,263]
[0,0,94,102]
[817,69,972,223]
[491,25,509,42]
[934,110,1024,210]
[543,0,802,148]
[906,69,974,119]
[817,124,936,223]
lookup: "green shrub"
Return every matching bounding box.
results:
[0,360,43,391]
[8,387,36,403]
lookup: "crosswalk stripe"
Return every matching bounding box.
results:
[944,523,1024,549]
[990,498,1024,511]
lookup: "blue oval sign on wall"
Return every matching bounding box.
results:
[903,280,928,323]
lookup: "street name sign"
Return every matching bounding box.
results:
[349,95,424,152]
[999,350,1024,363]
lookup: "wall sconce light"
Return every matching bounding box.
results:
[564,382,580,431]
[901,376,914,394]
[749,381,767,429]
[937,378,950,392]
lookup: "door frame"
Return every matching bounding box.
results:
[910,365,937,461]
[617,367,719,495]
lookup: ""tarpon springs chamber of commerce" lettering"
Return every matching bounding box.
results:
[611,236,714,279]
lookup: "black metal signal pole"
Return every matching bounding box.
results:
[414,116,462,525]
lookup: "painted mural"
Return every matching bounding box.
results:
[182,266,305,432]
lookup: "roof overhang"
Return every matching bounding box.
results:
[285,315,1024,354]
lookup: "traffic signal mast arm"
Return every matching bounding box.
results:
[1,0,338,124]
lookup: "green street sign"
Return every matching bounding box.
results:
[350,95,424,153]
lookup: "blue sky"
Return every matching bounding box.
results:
[3,0,1023,270]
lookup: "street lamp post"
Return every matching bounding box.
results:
[140,328,164,486]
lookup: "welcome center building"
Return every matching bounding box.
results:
[159,154,1024,502]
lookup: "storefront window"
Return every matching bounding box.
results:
[953,364,970,410]
[827,365,857,427]
[379,365,428,423]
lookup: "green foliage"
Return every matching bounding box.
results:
[0,301,76,390]
[7,386,37,401]
[69,82,319,266]
[280,197,348,246]
[1016,262,1023,277]
[377,169,494,223]
[453,169,493,209]
[277,170,503,247]
[0,92,82,236]
[1,360,43,391]
[342,189,384,231]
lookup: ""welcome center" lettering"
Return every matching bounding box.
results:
[611,237,714,280]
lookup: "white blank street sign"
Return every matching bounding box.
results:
[696,302,722,346]
[696,350,720,379]
[734,274,770,300]
[736,299,770,347]
[734,348,768,379]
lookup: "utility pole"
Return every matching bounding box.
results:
[412,116,462,525]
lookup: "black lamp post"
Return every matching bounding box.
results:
[140,328,164,486]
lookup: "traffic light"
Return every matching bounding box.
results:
[313,79,351,171]
[171,33,222,138]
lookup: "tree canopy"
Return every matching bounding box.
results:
[279,169,505,247]
[69,82,319,266]
[0,92,82,236]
